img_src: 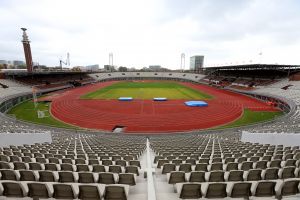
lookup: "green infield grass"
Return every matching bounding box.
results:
[81,81,213,99]
[7,100,77,129]
[215,109,283,129]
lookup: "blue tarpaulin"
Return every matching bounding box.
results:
[153,97,167,101]
[118,97,133,101]
[185,101,208,107]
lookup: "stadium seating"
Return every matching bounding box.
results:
[1,72,300,199]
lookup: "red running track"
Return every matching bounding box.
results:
[49,81,279,134]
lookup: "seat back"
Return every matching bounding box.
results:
[79,185,101,200]
[230,182,251,198]
[104,185,127,200]
[205,183,227,198]
[254,181,276,197]
[28,183,50,199]
[179,183,202,199]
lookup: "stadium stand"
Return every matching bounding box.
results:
[0,69,300,199]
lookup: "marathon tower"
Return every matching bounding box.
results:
[21,28,33,73]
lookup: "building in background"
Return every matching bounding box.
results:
[104,65,116,72]
[190,55,204,71]
[86,64,99,72]
[149,65,161,71]
[13,60,26,66]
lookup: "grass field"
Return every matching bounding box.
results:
[215,109,283,129]
[8,100,77,129]
[81,81,213,99]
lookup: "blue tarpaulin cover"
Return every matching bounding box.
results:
[185,101,208,107]
[153,97,167,101]
[118,97,133,101]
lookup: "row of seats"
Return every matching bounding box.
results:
[175,179,300,199]
[0,157,141,167]
[0,170,137,185]
[0,163,140,174]
[0,152,140,161]
[159,160,300,173]
[154,152,300,164]
[166,168,300,184]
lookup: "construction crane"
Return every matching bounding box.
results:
[59,53,70,70]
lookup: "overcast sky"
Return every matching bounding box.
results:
[1,0,300,69]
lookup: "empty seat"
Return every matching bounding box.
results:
[179,163,192,173]
[0,161,11,169]
[157,159,169,168]
[240,161,253,171]
[162,163,176,174]
[89,159,100,165]
[78,185,101,200]
[27,182,51,199]
[44,163,58,171]
[29,162,42,170]
[59,171,75,183]
[12,162,26,170]
[228,182,252,199]
[109,165,122,174]
[60,163,74,171]
[226,170,244,182]
[185,158,196,165]
[204,183,227,198]
[104,185,127,200]
[195,163,208,172]
[78,172,96,183]
[49,157,60,164]
[76,164,90,172]
[167,171,186,184]
[280,167,296,179]
[0,169,18,180]
[118,173,136,185]
[53,184,75,199]
[252,181,276,198]
[19,170,37,181]
[102,159,113,166]
[116,160,127,167]
[263,168,279,180]
[1,181,25,197]
[269,159,282,168]
[285,159,297,167]
[35,157,47,163]
[188,171,205,182]
[93,164,106,172]
[0,155,9,162]
[39,171,57,182]
[179,183,202,199]
[279,179,300,197]
[255,160,268,169]
[246,169,262,181]
[98,172,116,184]
[62,158,73,164]
[225,162,238,171]
[129,160,141,168]
[172,159,183,166]
[75,158,86,164]
[125,165,139,176]
[208,171,225,182]
[210,162,223,171]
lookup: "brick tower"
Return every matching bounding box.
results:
[21,28,33,73]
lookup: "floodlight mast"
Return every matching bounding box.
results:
[59,53,70,70]
[181,53,185,72]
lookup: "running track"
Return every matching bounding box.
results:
[48,81,279,134]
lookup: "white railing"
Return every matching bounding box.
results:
[146,138,156,200]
